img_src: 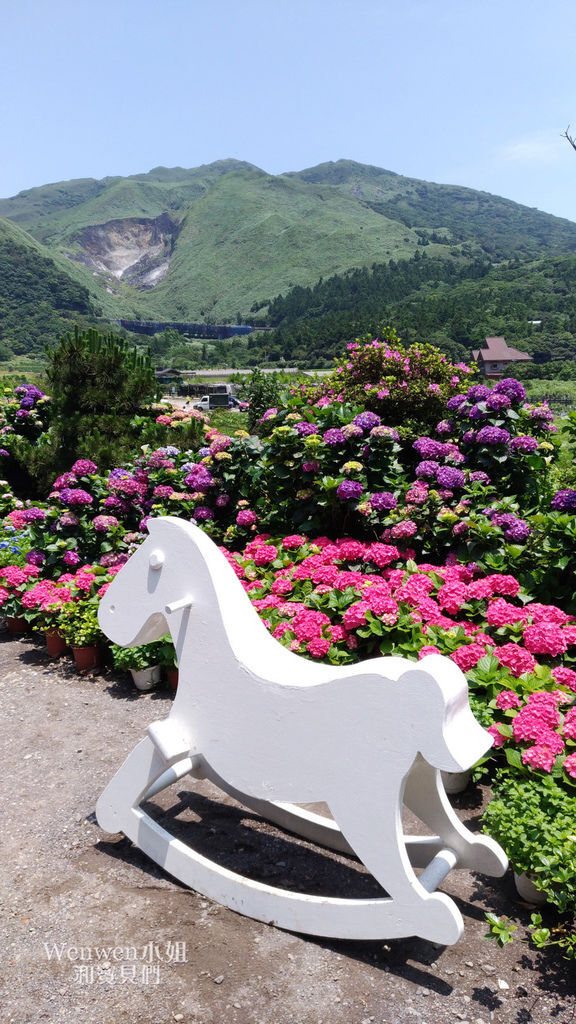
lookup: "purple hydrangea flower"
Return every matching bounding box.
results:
[467,385,492,402]
[551,489,576,512]
[52,473,79,491]
[353,411,381,432]
[509,435,539,454]
[184,466,214,492]
[197,448,211,458]
[436,467,466,489]
[415,460,440,479]
[435,420,453,435]
[413,437,449,459]
[446,395,468,412]
[370,491,398,511]
[469,471,491,484]
[25,549,45,566]
[369,425,399,442]
[59,488,93,506]
[63,550,81,566]
[490,511,532,542]
[486,392,511,412]
[19,397,35,410]
[193,507,215,522]
[158,446,180,456]
[19,507,46,523]
[492,378,526,403]
[295,421,319,436]
[337,479,364,501]
[462,430,476,444]
[475,426,511,446]
[323,428,346,447]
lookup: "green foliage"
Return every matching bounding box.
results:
[317,330,476,434]
[110,639,170,671]
[243,368,283,432]
[482,772,576,915]
[45,326,156,473]
[0,216,96,354]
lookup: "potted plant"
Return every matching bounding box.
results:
[55,598,105,671]
[482,771,576,912]
[110,641,163,692]
[155,636,178,692]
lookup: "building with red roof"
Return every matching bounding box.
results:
[471,336,532,378]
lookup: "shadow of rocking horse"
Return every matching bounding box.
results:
[96,516,507,945]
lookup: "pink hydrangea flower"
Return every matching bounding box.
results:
[552,666,576,692]
[521,745,556,772]
[493,643,537,677]
[523,623,568,657]
[449,644,486,672]
[496,690,521,710]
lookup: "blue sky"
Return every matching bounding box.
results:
[2,0,576,220]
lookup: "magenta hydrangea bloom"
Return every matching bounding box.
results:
[63,550,81,566]
[71,459,98,475]
[236,509,258,526]
[93,515,119,532]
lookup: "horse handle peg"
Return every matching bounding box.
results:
[164,597,193,615]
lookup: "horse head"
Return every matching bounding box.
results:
[98,519,186,647]
[399,654,491,773]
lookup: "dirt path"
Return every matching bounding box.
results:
[1,631,574,1024]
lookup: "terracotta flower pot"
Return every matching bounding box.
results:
[166,668,179,693]
[45,629,67,658]
[5,615,29,635]
[130,665,161,692]
[72,644,101,672]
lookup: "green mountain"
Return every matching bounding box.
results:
[2,159,576,336]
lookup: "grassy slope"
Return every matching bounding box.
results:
[141,170,424,320]
[288,160,576,256]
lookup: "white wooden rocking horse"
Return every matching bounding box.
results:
[96,516,507,945]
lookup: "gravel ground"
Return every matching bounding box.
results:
[1,629,575,1024]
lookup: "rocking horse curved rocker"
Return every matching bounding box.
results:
[96,517,507,945]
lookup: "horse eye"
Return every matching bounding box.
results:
[149,550,165,571]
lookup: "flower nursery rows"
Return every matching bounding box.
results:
[1,335,576,955]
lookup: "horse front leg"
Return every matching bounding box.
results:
[328,771,463,945]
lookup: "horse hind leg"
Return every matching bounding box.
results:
[403,756,508,878]
[328,781,463,946]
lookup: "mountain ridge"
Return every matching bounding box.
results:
[2,157,576,355]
